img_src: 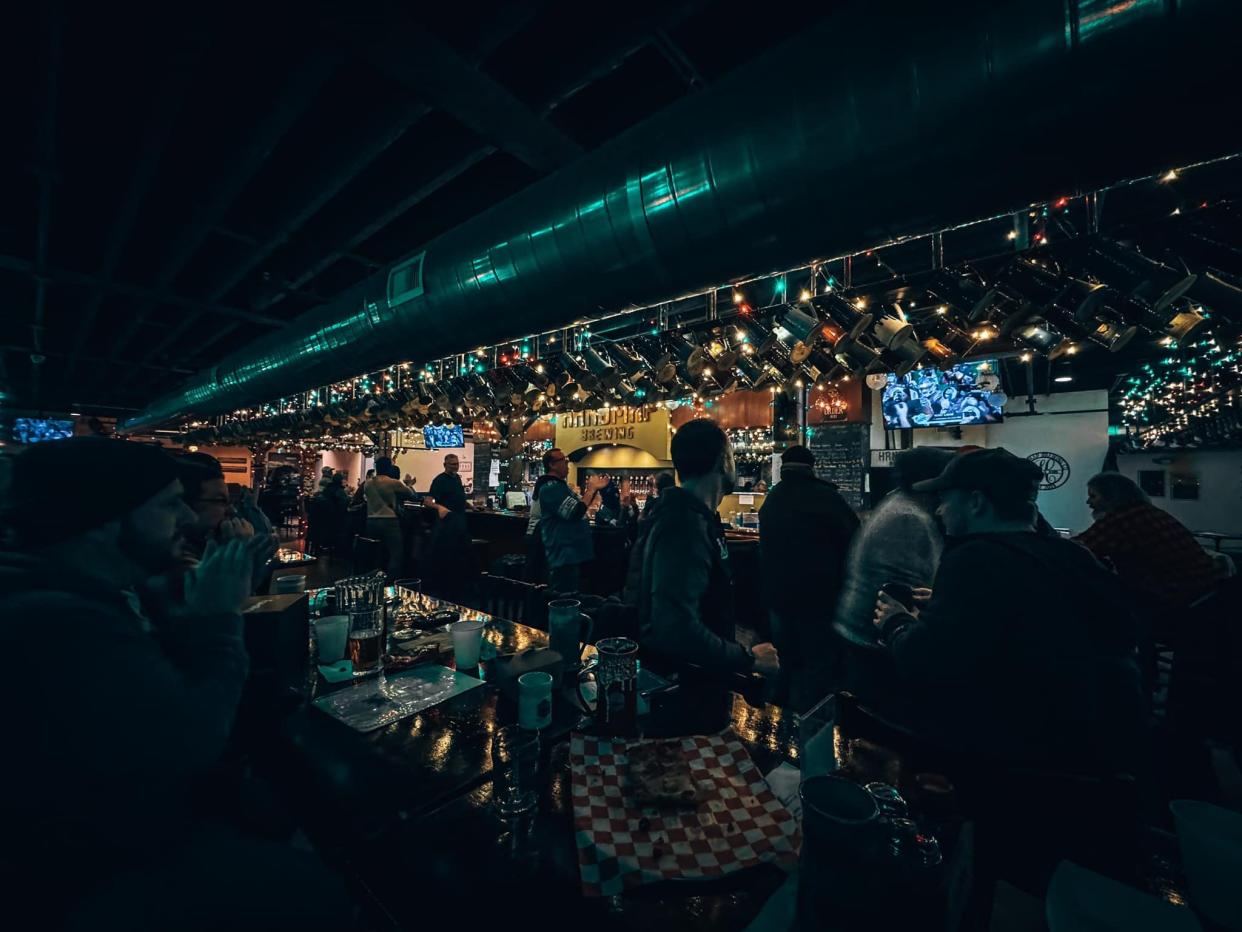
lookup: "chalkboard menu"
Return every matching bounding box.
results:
[807,423,869,509]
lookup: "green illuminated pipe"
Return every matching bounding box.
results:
[123,0,1242,430]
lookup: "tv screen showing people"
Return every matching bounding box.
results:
[12,418,75,444]
[881,361,1003,429]
[423,424,464,449]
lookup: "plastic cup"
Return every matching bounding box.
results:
[313,615,349,663]
[451,619,485,670]
[274,573,307,594]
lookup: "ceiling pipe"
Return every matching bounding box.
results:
[122,0,1242,431]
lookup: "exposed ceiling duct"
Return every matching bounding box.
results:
[122,0,1242,431]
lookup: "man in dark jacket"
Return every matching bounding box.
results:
[0,437,346,928]
[759,445,859,710]
[629,419,779,679]
[874,448,1147,777]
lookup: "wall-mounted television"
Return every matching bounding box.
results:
[881,360,1004,429]
[423,424,464,449]
[12,418,74,444]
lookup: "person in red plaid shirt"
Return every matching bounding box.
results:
[1076,472,1218,610]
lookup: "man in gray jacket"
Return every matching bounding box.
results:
[834,447,953,714]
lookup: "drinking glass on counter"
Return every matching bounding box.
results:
[314,615,349,663]
[348,607,385,675]
[492,725,539,818]
[450,619,485,670]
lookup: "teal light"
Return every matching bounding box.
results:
[634,389,646,399]
[650,327,659,335]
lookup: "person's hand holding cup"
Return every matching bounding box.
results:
[185,539,255,617]
[751,642,779,677]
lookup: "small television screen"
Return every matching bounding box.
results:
[881,360,1004,429]
[12,418,74,444]
[423,424,464,449]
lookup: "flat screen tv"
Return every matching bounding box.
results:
[880,360,1004,429]
[423,423,464,449]
[12,417,74,444]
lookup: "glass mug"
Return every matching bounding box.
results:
[547,599,594,674]
[575,637,639,727]
[347,607,385,675]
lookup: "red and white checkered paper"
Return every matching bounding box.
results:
[570,732,800,897]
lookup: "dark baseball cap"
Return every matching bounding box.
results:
[911,447,1043,504]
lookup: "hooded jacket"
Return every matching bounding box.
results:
[0,549,248,878]
[880,532,1146,775]
[627,486,753,674]
[758,463,859,619]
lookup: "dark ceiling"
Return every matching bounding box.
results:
[0,0,825,416]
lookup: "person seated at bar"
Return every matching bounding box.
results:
[873,448,1147,777]
[834,447,953,714]
[1076,471,1219,615]
[0,438,348,927]
[176,452,254,555]
[539,448,607,593]
[759,444,859,711]
[630,419,779,678]
[425,453,471,597]
[228,482,274,537]
[641,470,676,520]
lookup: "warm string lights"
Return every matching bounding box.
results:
[1120,331,1242,448]
[729,427,775,464]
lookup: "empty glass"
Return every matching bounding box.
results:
[798,693,838,782]
[492,725,539,818]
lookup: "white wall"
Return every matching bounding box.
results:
[394,443,475,493]
[871,389,1111,534]
[1115,450,1242,535]
[317,450,364,487]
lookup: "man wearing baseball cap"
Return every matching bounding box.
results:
[0,438,346,927]
[872,447,1147,778]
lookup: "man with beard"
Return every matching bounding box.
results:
[0,438,347,928]
[629,418,779,679]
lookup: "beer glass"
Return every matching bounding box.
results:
[547,599,593,673]
[347,607,384,675]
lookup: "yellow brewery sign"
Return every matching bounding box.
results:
[554,406,672,460]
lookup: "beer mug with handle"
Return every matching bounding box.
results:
[547,599,593,674]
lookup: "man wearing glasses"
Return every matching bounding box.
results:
[539,448,608,594]
[175,454,274,592]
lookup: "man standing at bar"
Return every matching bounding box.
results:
[873,448,1146,776]
[362,455,415,580]
[539,447,606,593]
[426,452,470,598]
[631,419,779,679]
[759,444,859,711]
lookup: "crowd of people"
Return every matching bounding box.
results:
[2,424,1234,922]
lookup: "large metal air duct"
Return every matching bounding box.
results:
[123,0,1242,430]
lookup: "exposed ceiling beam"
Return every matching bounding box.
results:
[99,49,339,369]
[29,2,63,408]
[328,12,583,174]
[651,28,708,91]
[111,10,538,391]
[63,37,208,385]
[0,345,193,374]
[0,254,289,326]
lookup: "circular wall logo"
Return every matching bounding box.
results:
[1028,451,1070,491]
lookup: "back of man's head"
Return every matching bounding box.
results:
[1087,472,1148,513]
[781,445,816,467]
[175,452,224,502]
[3,437,180,549]
[671,419,727,481]
[655,471,676,493]
[893,447,955,492]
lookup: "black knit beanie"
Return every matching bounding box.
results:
[4,437,180,546]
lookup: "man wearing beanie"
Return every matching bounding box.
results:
[872,448,1147,778]
[0,438,346,927]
